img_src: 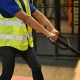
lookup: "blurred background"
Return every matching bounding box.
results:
[32,0,80,60]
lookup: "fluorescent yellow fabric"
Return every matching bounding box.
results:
[0,0,34,51]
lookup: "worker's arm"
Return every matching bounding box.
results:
[32,10,59,36]
[15,10,58,41]
[0,0,59,41]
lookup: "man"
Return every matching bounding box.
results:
[0,0,59,80]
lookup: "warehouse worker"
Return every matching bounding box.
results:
[0,0,59,80]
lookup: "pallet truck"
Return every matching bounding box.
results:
[49,34,80,57]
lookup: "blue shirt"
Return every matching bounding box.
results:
[0,0,36,18]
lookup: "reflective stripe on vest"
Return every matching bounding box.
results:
[0,19,25,26]
[0,33,32,40]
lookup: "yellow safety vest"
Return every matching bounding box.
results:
[0,0,34,51]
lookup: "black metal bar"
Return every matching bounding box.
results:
[30,0,33,4]
[33,0,36,6]
[37,54,78,58]
[35,5,79,8]
[72,0,74,35]
[57,38,80,56]
[54,0,60,58]
[43,0,47,16]
[78,0,80,51]
[54,0,61,32]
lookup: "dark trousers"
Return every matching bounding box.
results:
[0,46,44,80]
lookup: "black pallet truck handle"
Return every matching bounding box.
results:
[49,34,80,56]
[49,34,70,50]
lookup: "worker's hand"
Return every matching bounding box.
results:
[46,32,58,41]
[51,29,59,37]
[46,29,59,41]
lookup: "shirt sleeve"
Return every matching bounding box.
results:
[0,0,22,17]
[29,3,36,14]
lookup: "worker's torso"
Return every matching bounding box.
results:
[0,0,34,51]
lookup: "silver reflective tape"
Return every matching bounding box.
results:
[29,33,32,37]
[0,19,25,26]
[0,33,32,40]
[27,33,32,38]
